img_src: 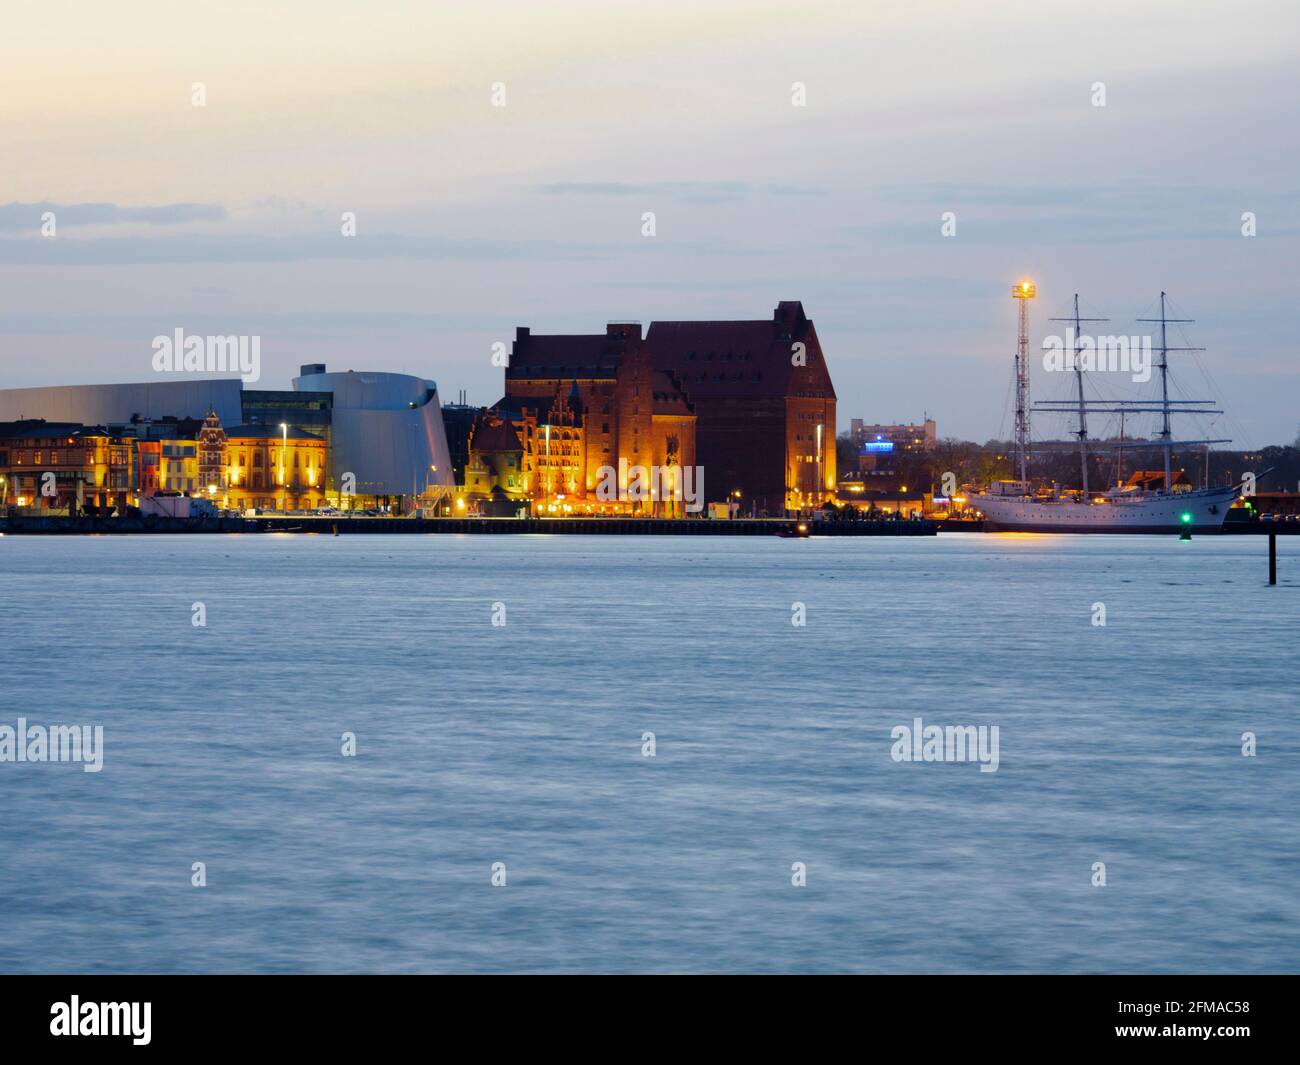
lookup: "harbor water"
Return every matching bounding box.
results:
[0,532,1295,973]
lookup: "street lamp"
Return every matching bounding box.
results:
[816,423,823,505]
[543,424,552,502]
[279,423,288,511]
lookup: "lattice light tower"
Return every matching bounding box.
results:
[1012,280,1036,483]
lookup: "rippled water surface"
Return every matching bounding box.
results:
[1,531,1296,973]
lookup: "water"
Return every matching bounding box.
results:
[0,531,1295,973]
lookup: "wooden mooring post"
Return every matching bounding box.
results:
[1270,530,1277,585]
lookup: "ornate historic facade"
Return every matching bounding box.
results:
[496,303,833,514]
[197,409,227,495]
[499,323,697,513]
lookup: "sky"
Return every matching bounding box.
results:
[2,0,1298,447]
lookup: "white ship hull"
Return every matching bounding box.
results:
[973,485,1237,533]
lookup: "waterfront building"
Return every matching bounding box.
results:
[0,369,455,512]
[646,301,835,513]
[292,366,454,509]
[464,411,530,513]
[849,418,937,452]
[0,380,243,428]
[503,304,833,514]
[0,420,137,512]
[137,439,161,496]
[504,323,697,513]
[501,324,697,514]
[835,473,930,518]
[197,410,227,495]
[222,424,327,512]
[158,439,198,494]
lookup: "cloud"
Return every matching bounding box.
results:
[0,201,227,233]
[0,232,772,265]
[536,181,819,203]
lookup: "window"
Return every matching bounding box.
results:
[34,451,42,464]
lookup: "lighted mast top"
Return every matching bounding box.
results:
[1012,280,1036,483]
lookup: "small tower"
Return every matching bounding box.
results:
[197,409,227,498]
[1012,280,1036,483]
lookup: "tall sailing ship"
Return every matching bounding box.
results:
[971,284,1238,532]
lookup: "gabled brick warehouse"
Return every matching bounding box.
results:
[501,301,836,514]
[646,301,836,512]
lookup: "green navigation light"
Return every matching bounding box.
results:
[1180,512,1193,524]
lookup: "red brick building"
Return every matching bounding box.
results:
[503,323,697,511]
[500,302,835,514]
[647,301,836,512]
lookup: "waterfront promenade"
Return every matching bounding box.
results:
[0,513,939,537]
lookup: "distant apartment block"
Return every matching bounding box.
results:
[849,418,937,452]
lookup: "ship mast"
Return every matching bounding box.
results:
[1012,280,1036,483]
[1137,292,1198,493]
[1049,295,1108,498]
[1035,293,1229,489]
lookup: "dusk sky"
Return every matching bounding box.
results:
[2,0,1297,446]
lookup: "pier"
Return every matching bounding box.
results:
[0,513,938,537]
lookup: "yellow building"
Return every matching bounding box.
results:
[223,424,327,511]
[157,439,198,494]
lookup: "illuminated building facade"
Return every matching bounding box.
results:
[198,410,227,495]
[0,421,137,512]
[158,439,198,493]
[850,418,937,473]
[501,323,697,513]
[501,304,834,514]
[222,425,327,512]
[0,373,455,512]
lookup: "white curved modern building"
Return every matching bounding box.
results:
[0,367,455,503]
[292,366,455,497]
[0,379,243,426]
